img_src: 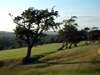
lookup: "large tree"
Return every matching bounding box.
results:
[10,7,60,59]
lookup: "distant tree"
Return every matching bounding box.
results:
[84,27,90,31]
[58,16,79,50]
[90,27,100,43]
[92,27,98,30]
[49,38,55,43]
[54,37,62,43]
[84,27,90,44]
[10,7,60,59]
[0,36,14,48]
[84,27,100,44]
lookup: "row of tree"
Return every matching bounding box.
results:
[58,16,100,50]
[58,16,82,50]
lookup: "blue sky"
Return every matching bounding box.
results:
[0,0,100,31]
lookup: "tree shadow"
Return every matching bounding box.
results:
[21,55,44,65]
[30,60,100,69]
[21,57,100,69]
[46,58,100,66]
[21,51,58,65]
[21,50,100,69]
[0,61,4,67]
[47,61,92,65]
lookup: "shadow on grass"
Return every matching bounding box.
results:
[0,61,4,67]
[92,57,100,64]
[21,57,100,69]
[47,61,91,65]
[46,57,100,66]
[21,55,44,65]
[26,60,100,69]
[21,51,58,65]
[46,60,100,66]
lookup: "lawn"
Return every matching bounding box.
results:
[0,43,61,60]
[0,41,100,75]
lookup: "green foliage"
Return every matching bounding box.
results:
[13,7,60,44]
[84,27,90,31]
[0,36,15,50]
[84,27,100,43]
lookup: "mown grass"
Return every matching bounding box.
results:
[0,43,61,60]
[0,41,100,75]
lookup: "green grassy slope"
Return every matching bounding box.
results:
[0,43,61,60]
[0,42,100,75]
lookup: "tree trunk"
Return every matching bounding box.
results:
[89,41,92,44]
[66,43,68,49]
[25,45,32,59]
[58,42,65,50]
[86,40,88,44]
[69,43,72,49]
[74,43,78,47]
[93,40,95,43]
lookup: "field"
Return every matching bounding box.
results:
[0,41,100,75]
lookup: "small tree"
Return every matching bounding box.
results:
[84,27,99,44]
[84,27,90,44]
[10,7,60,59]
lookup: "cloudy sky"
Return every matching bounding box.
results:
[0,0,100,32]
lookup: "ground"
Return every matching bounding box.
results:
[0,41,100,75]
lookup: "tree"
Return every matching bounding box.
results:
[58,16,79,50]
[10,7,60,59]
[84,27,90,44]
[84,27,100,44]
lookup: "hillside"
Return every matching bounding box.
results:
[0,31,58,36]
[45,31,58,35]
[0,42,100,75]
[0,31,14,36]
[0,31,58,50]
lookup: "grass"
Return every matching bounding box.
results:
[0,43,61,60]
[0,41,100,75]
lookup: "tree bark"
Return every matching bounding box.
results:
[69,43,72,49]
[93,40,95,43]
[86,40,88,44]
[58,42,66,50]
[25,45,32,59]
[74,43,78,47]
[65,43,68,49]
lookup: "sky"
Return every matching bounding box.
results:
[0,0,100,32]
